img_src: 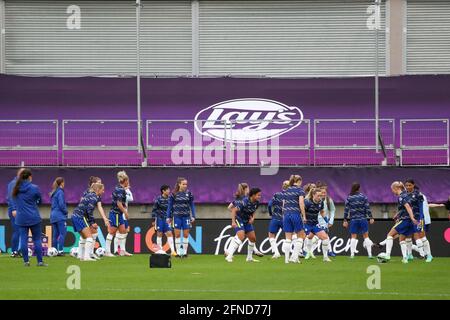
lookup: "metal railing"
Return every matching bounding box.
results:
[313,119,395,166]
[0,118,448,167]
[400,119,449,166]
[0,120,58,166]
[62,120,141,166]
[146,119,310,166]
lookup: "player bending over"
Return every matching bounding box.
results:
[304,188,332,262]
[381,181,419,263]
[227,183,264,258]
[79,176,109,259]
[225,188,262,263]
[71,183,105,261]
[316,182,336,257]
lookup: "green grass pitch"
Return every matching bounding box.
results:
[0,254,449,300]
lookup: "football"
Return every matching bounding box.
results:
[95,247,105,257]
[47,247,58,257]
[70,247,78,258]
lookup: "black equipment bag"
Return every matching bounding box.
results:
[149,254,172,268]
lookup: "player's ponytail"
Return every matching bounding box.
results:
[88,176,101,187]
[307,185,318,199]
[289,175,302,186]
[282,180,289,190]
[50,177,64,196]
[235,183,249,198]
[12,168,32,198]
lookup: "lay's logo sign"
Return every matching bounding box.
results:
[194,98,304,143]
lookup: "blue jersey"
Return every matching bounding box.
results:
[281,186,305,215]
[232,196,245,209]
[111,185,127,215]
[72,191,98,221]
[82,188,90,198]
[268,192,283,220]
[152,195,169,219]
[304,198,324,225]
[14,181,42,227]
[82,188,101,207]
[343,192,372,221]
[167,190,196,218]
[235,197,259,224]
[397,191,413,221]
[407,189,424,220]
[50,187,68,223]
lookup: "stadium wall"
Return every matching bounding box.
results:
[2,203,448,220]
[0,219,449,257]
[0,74,449,167]
[0,167,449,205]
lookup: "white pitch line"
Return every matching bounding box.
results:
[1,287,449,298]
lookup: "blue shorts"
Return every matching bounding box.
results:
[283,213,304,233]
[235,216,254,233]
[413,220,426,233]
[71,215,90,233]
[304,223,327,235]
[155,217,172,233]
[269,218,283,234]
[173,216,192,230]
[393,219,415,236]
[349,219,369,235]
[109,212,125,228]
[87,214,96,226]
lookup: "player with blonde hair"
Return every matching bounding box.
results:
[382,181,419,263]
[105,171,131,257]
[281,175,306,263]
[72,182,105,261]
